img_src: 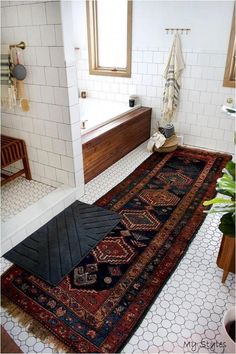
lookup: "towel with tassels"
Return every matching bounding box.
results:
[1,51,16,110]
[147,131,166,152]
[162,33,185,122]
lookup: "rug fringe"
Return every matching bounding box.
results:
[1,295,71,353]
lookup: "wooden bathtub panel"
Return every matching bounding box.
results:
[82,107,152,183]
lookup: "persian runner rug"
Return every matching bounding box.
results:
[1,147,231,353]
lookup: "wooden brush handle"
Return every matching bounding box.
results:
[16,80,30,112]
[16,80,25,99]
[21,99,30,112]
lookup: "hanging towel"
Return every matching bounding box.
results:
[1,49,16,110]
[12,47,29,112]
[0,54,9,86]
[162,33,185,123]
[147,131,166,152]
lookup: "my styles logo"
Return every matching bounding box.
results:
[183,339,227,353]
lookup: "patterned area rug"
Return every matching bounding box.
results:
[1,147,231,353]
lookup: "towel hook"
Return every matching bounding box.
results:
[165,28,191,35]
[9,41,26,50]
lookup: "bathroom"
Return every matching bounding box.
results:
[1,1,235,353]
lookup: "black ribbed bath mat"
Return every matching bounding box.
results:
[3,201,121,286]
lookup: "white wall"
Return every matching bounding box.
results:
[1,0,84,192]
[132,1,232,51]
[73,0,235,154]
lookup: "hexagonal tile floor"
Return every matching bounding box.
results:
[1,142,235,353]
[1,177,55,223]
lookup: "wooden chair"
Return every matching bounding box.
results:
[1,135,32,186]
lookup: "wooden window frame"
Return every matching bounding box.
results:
[86,0,132,78]
[223,6,235,88]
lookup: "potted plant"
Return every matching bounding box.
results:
[203,161,235,283]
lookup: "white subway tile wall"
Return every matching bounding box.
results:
[76,48,235,154]
[1,1,83,189]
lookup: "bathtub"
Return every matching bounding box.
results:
[79,98,141,135]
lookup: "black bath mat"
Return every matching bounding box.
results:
[3,201,121,286]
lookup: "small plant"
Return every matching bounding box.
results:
[203,161,235,237]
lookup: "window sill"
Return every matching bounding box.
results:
[89,68,131,78]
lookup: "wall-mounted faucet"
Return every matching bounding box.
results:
[80,90,87,99]
[222,105,236,117]
[81,120,88,129]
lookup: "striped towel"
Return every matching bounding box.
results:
[162,33,185,123]
[1,51,16,110]
[0,54,10,85]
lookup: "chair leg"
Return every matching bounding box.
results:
[222,269,229,283]
[22,156,32,180]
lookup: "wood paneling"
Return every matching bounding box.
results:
[82,107,152,182]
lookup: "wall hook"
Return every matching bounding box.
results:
[9,41,26,50]
[165,28,191,35]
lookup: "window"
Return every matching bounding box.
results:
[223,6,235,88]
[86,0,132,77]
